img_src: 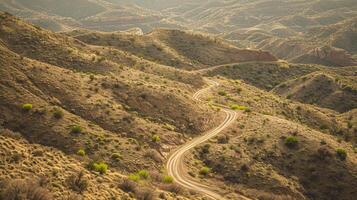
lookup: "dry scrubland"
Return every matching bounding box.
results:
[189,76,356,199]
[0,12,227,200]
[0,5,356,200]
[1,0,357,68]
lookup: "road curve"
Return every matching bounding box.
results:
[166,79,238,200]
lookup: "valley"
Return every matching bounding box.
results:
[0,1,356,200]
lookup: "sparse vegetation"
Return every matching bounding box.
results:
[230,104,249,111]
[162,175,174,183]
[111,153,122,161]
[199,167,210,176]
[119,179,137,193]
[0,179,52,200]
[128,174,140,182]
[218,91,227,96]
[1,8,357,200]
[53,107,64,119]
[22,103,33,111]
[217,135,229,144]
[67,171,88,194]
[151,134,160,143]
[285,136,298,148]
[91,162,108,174]
[336,148,347,161]
[138,170,150,179]
[70,125,82,134]
[135,188,155,200]
[77,149,85,156]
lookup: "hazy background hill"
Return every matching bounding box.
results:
[1,0,356,66]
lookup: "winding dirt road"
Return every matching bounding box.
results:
[166,79,240,200]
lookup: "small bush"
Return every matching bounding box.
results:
[217,135,229,144]
[284,136,298,148]
[163,184,183,194]
[77,149,85,157]
[53,108,64,119]
[92,162,108,174]
[200,144,210,154]
[128,174,140,182]
[67,171,88,194]
[71,125,82,134]
[336,148,347,161]
[136,188,155,200]
[119,179,137,193]
[1,179,52,200]
[316,147,332,160]
[151,135,160,143]
[230,104,249,111]
[218,91,227,96]
[89,74,95,81]
[22,104,33,111]
[111,153,122,161]
[138,170,149,179]
[199,167,210,176]
[162,175,174,184]
[144,150,162,162]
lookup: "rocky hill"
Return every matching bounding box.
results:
[0,8,356,200]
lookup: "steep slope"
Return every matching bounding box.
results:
[185,77,357,199]
[272,72,357,112]
[67,29,277,70]
[0,13,225,199]
[290,46,357,67]
[204,62,357,113]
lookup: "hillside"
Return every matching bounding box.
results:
[0,10,356,200]
[273,71,357,112]
[66,29,277,70]
[203,62,357,113]
[187,76,356,199]
[2,0,357,66]
[0,12,227,199]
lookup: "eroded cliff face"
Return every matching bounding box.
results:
[292,45,357,67]
[312,46,357,66]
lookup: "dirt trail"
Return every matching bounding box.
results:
[166,79,250,200]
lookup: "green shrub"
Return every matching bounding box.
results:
[77,149,85,157]
[336,148,347,161]
[230,104,249,111]
[138,170,149,179]
[201,144,210,154]
[53,108,64,119]
[128,174,140,182]
[199,167,210,176]
[92,162,108,174]
[285,136,298,148]
[71,125,82,134]
[217,135,229,144]
[89,74,95,81]
[151,135,160,143]
[111,153,122,161]
[162,175,174,183]
[218,91,227,96]
[244,107,252,113]
[22,104,33,111]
